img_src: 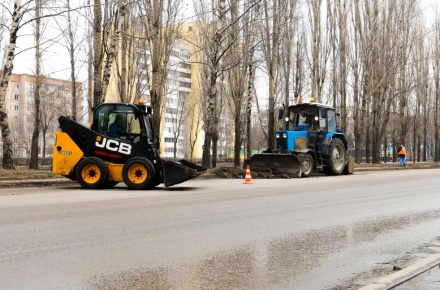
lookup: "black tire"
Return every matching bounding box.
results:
[76,157,109,189]
[122,157,156,190]
[146,174,162,189]
[103,181,119,188]
[300,153,314,177]
[324,138,346,175]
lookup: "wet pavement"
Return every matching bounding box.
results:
[3,169,440,289]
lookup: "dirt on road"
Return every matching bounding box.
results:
[1,162,440,182]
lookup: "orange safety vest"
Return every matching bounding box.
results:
[398,145,406,156]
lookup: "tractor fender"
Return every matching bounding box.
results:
[319,133,348,155]
[325,132,348,149]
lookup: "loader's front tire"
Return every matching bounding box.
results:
[122,157,156,190]
[324,138,346,175]
[76,157,109,189]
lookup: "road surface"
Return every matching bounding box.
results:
[1,169,440,289]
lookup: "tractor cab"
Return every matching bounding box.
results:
[284,103,337,133]
[280,102,338,150]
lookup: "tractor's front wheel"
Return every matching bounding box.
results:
[324,138,346,175]
[122,157,156,190]
[76,157,109,189]
[300,153,314,177]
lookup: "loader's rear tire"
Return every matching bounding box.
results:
[122,157,156,190]
[76,157,109,189]
[324,138,346,175]
[300,153,314,177]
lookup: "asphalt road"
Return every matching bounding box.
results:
[1,169,440,289]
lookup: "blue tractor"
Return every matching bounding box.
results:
[249,99,354,177]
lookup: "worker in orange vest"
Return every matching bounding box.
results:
[397,142,406,166]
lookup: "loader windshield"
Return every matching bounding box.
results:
[93,103,149,143]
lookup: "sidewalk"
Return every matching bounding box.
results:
[360,254,440,289]
[0,178,75,188]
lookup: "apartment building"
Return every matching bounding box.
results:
[3,73,82,158]
[136,41,203,159]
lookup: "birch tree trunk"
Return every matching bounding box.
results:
[93,0,103,107]
[0,0,22,169]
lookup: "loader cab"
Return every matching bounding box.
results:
[91,102,155,145]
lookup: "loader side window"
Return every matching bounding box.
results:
[142,113,154,144]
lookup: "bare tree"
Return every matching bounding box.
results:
[92,0,103,107]
[259,0,282,149]
[224,0,258,166]
[0,0,33,169]
[189,0,256,167]
[52,0,86,119]
[29,0,42,169]
[136,0,182,147]
[434,18,440,162]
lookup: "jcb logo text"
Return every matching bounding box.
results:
[95,137,132,155]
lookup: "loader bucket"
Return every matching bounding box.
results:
[249,153,301,177]
[163,160,207,187]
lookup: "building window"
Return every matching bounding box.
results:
[14,94,19,100]
[15,84,19,89]
[14,105,18,111]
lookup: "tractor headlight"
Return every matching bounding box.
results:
[283,133,287,138]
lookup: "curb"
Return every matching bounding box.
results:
[0,178,75,188]
[359,254,440,290]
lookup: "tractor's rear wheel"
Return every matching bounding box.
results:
[76,157,109,189]
[122,157,156,190]
[300,153,314,177]
[324,138,346,175]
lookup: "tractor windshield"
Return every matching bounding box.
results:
[286,105,319,131]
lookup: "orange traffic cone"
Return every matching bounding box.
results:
[243,165,253,184]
